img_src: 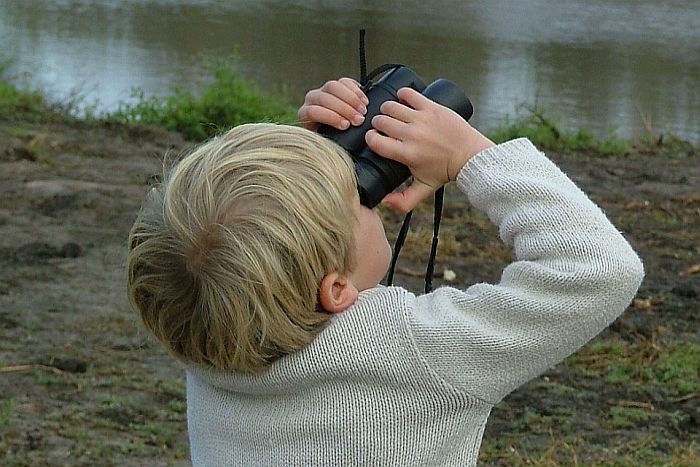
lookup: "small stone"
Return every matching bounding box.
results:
[60,242,83,258]
[443,269,457,281]
[40,356,88,373]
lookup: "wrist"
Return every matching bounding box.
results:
[448,126,495,181]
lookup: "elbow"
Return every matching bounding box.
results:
[629,250,646,289]
[618,237,645,294]
[625,249,645,300]
[601,241,645,314]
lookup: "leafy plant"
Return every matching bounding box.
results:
[487,105,632,156]
[0,59,46,117]
[107,58,296,141]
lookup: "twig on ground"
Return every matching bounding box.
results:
[669,393,698,403]
[609,400,656,411]
[0,364,66,375]
[395,266,425,278]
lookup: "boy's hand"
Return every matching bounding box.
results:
[298,78,369,132]
[366,87,495,213]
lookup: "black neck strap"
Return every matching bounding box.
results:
[359,29,367,85]
[358,29,443,293]
[424,186,444,293]
[385,188,444,293]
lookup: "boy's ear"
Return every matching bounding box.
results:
[319,272,359,314]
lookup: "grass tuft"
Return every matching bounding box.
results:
[487,105,633,156]
[0,399,15,428]
[568,336,700,397]
[106,58,296,141]
[0,59,46,117]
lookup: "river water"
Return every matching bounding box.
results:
[1,0,699,141]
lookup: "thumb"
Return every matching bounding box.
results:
[381,180,435,213]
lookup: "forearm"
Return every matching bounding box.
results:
[410,138,644,403]
[458,138,641,271]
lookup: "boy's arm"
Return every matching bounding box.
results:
[298,80,644,403]
[406,138,644,404]
[366,88,644,403]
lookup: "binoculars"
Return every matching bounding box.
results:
[319,66,473,208]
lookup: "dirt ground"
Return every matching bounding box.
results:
[0,117,698,466]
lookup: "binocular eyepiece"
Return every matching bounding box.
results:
[319,66,473,208]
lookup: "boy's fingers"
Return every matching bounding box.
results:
[380,100,418,123]
[338,77,361,87]
[365,130,409,165]
[320,80,368,115]
[371,115,409,140]
[305,89,364,125]
[382,181,435,213]
[397,87,433,110]
[339,77,369,106]
[297,105,318,130]
[298,105,350,131]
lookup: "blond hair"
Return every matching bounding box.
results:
[127,123,357,373]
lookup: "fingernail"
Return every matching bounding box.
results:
[357,105,367,115]
[352,114,365,126]
[361,96,369,106]
[340,119,350,130]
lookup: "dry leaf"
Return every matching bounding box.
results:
[633,298,653,310]
[680,263,700,276]
[622,200,651,211]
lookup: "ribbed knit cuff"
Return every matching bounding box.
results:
[456,137,550,198]
[457,138,538,182]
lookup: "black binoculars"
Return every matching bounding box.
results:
[319,66,473,208]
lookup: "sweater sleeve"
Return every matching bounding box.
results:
[407,138,644,404]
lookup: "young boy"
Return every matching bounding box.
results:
[127,78,644,466]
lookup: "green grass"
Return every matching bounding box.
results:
[480,433,699,466]
[129,420,180,448]
[106,58,297,141]
[656,343,700,395]
[0,59,46,117]
[0,399,15,428]
[567,337,700,397]
[487,105,633,156]
[608,406,659,429]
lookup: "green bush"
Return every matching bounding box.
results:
[107,60,297,141]
[487,106,632,156]
[0,59,46,116]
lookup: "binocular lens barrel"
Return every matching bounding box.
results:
[318,66,472,208]
[355,146,411,207]
[319,67,426,155]
[423,79,474,121]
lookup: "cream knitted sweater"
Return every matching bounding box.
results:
[185,138,644,466]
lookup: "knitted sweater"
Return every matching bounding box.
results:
[185,138,644,466]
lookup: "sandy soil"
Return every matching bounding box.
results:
[0,117,698,465]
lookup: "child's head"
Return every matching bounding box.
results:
[127,123,386,373]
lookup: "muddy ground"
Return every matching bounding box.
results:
[0,116,698,466]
